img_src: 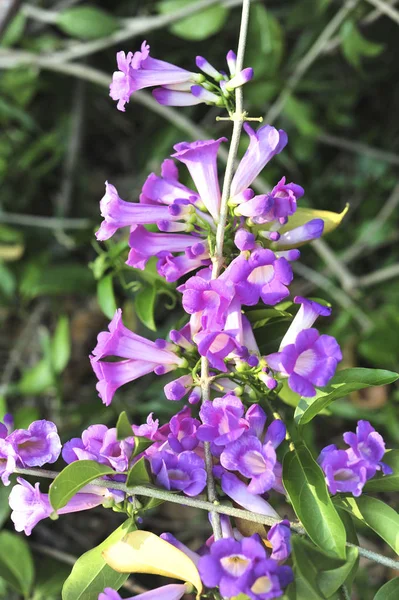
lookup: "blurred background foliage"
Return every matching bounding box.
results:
[0,0,398,598]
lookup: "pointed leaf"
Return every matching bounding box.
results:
[283,442,346,558]
[116,411,133,441]
[295,368,399,426]
[0,531,34,598]
[103,530,203,593]
[49,460,115,511]
[126,456,151,487]
[62,519,136,600]
[56,7,119,40]
[336,496,399,555]
[374,577,399,600]
[158,0,228,41]
[134,285,156,331]
[97,274,117,320]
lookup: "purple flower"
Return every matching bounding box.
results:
[230,124,288,198]
[221,473,280,519]
[167,413,200,453]
[224,249,293,306]
[160,532,200,565]
[9,478,106,535]
[198,535,266,597]
[153,86,209,106]
[279,296,331,349]
[132,413,161,441]
[235,228,256,251]
[151,450,206,497]
[236,177,304,224]
[267,520,291,561]
[181,276,235,332]
[318,446,368,497]
[157,245,211,283]
[224,67,254,91]
[127,225,204,270]
[343,420,392,477]
[99,583,191,600]
[245,559,293,599]
[141,160,199,206]
[62,424,134,472]
[267,328,342,397]
[194,330,245,372]
[172,138,226,220]
[197,394,249,447]
[0,414,13,439]
[8,420,61,468]
[164,374,194,402]
[0,438,17,485]
[221,434,277,494]
[90,309,186,405]
[110,42,197,112]
[274,218,324,248]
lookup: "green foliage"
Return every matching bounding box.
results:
[292,536,358,599]
[283,442,347,558]
[364,450,399,492]
[0,531,34,598]
[116,410,133,440]
[340,21,384,69]
[158,0,228,41]
[245,5,284,78]
[336,495,399,554]
[126,456,151,487]
[62,519,136,600]
[97,274,117,319]
[374,578,399,600]
[56,7,119,40]
[134,284,157,331]
[295,368,399,426]
[49,460,116,511]
[0,486,11,530]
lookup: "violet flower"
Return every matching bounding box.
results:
[0,438,17,485]
[172,138,226,221]
[318,446,368,497]
[343,420,393,477]
[141,159,199,206]
[167,413,201,453]
[90,309,186,405]
[8,420,61,468]
[267,328,342,397]
[9,478,106,535]
[197,394,249,447]
[157,244,211,283]
[164,374,195,402]
[194,330,245,372]
[151,450,206,496]
[274,218,324,248]
[279,296,331,349]
[198,535,266,597]
[221,473,280,519]
[236,177,304,224]
[244,559,294,599]
[267,520,291,562]
[224,249,293,306]
[181,276,235,333]
[230,124,288,198]
[132,413,161,441]
[110,42,198,112]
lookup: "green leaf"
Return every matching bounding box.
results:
[284,95,321,137]
[32,559,70,600]
[0,262,16,298]
[336,496,399,555]
[245,307,291,329]
[49,460,116,511]
[17,358,54,395]
[135,285,156,331]
[374,577,399,600]
[51,315,70,373]
[116,411,133,441]
[365,450,399,492]
[292,536,358,599]
[0,531,34,598]
[245,5,284,77]
[133,436,154,458]
[62,519,136,600]
[56,7,119,40]
[97,274,117,319]
[0,13,26,48]
[158,0,228,40]
[126,456,151,487]
[20,264,93,298]
[283,442,346,558]
[0,484,11,529]
[340,21,384,69]
[295,368,399,426]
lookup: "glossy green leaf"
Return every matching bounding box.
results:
[133,436,154,458]
[245,5,284,77]
[134,285,156,331]
[51,315,70,373]
[374,577,399,600]
[56,7,119,40]
[97,274,117,319]
[158,0,228,41]
[340,21,384,69]
[49,460,115,511]
[292,536,358,599]
[62,519,136,600]
[336,496,399,555]
[283,442,346,558]
[365,450,399,492]
[295,368,399,426]
[0,531,34,598]
[245,307,291,329]
[116,411,133,441]
[126,456,151,487]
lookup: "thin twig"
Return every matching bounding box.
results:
[365,0,399,24]
[311,238,359,295]
[264,0,360,124]
[357,263,399,288]
[0,212,92,229]
[340,583,351,600]
[347,542,399,570]
[317,133,399,167]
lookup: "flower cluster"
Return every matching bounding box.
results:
[110,41,253,112]
[318,420,393,497]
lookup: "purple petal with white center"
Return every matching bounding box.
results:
[279,295,331,349]
[221,472,280,518]
[9,420,61,467]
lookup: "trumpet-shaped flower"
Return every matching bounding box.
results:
[151,450,206,496]
[99,583,192,600]
[197,394,249,447]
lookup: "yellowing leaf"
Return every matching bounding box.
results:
[102,530,202,594]
[280,204,349,237]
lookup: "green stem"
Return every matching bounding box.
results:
[340,584,351,600]
[346,542,399,570]
[199,0,252,543]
